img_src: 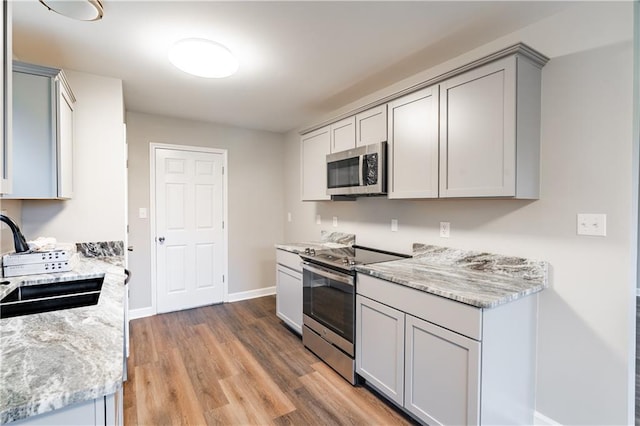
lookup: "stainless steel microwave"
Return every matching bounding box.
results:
[326,142,386,196]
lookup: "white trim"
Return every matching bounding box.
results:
[149,142,229,314]
[227,286,276,303]
[129,306,155,320]
[534,411,561,426]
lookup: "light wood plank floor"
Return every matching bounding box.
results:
[124,295,416,425]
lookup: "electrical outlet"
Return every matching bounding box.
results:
[391,219,398,232]
[138,208,147,219]
[440,222,450,238]
[0,210,6,230]
[316,215,321,225]
[287,212,292,222]
[577,214,606,236]
[333,216,338,227]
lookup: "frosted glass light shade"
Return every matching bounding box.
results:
[169,38,239,78]
[39,0,104,21]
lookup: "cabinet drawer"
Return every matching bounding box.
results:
[357,274,482,340]
[276,249,303,273]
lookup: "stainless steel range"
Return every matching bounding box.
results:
[299,245,408,384]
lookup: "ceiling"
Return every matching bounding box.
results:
[12,1,572,134]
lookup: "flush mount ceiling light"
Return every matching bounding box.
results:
[39,0,104,21]
[169,38,239,79]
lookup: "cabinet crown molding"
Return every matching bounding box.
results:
[13,60,76,103]
[300,42,548,136]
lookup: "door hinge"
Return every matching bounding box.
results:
[222,166,224,175]
[222,275,225,283]
[222,221,224,229]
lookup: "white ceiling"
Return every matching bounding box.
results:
[12,1,571,134]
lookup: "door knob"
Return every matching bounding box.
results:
[158,236,165,244]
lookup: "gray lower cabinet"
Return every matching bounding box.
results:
[356,274,536,425]
[405,314,480,425]
[11,388,123,426]
[275,249,303,334]
[355,295,405,406]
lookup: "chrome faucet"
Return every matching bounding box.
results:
[0,214,29,253]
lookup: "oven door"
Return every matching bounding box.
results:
[302,261,355,355]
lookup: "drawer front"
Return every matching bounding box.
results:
[276,249,303,273]
[357,274,482,340]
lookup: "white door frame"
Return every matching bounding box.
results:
[149,142,229,315]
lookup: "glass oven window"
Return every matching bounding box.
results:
[303,268,354,342]
[327,157,360,189]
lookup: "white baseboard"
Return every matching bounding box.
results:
[534,411,561,425]
[227,286,276,303]
[128,287,276,319]
[129,306,155,320]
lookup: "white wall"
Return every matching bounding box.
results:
[283,3,635,425]
[20,70,126,245]
[0,199,23,254]
[126,112,285,312]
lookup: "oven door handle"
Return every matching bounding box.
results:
[302,262,355,286]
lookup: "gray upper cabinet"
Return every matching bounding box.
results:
[355,105,387,147]
[439,55,542,198]
[387,86,440,199]
[0,0,11,195]
[330,116,355,153]
[5,61,75,199]
[301,125,331,201]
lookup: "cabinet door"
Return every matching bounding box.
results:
[356,295,405,406]
[276,265,303,334]
[356,105,387,147]
[300,126,331,201]
[12,71,57,198]
[330,116,355,153]
[439,57,516,197]
[387,86,439,199]
[0,0,11,194]
[405,314,480,426]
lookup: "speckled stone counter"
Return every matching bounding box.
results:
[0,255,125,424]
[356,244,548,309]
[275,231,355,254]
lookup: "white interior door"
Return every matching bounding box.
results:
[154,147,225,313]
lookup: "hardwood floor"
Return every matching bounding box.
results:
[124,296,416,425]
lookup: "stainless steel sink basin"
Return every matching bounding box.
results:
[0,276,104,319]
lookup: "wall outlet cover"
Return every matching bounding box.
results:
[391,219,398,232]
[316,215,321,225]
[332,216,338,227]
[577,213,606,236]
[440,222,450,238]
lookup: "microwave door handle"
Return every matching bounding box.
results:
[359,155,365,186]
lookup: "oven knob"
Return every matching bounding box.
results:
[342,258,349,265]
[349,259,356,266]
[310,248,316,256]
[304,248,310,254]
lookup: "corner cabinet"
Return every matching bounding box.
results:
[4,61,76,199]
[439,54,542,198]
[301,126,331,201]
[0,0,11,195]
[275,249,303,334]
[356,274,537,425]
[387,86,439,199]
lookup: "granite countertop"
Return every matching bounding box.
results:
[356,244,548,309]
[275,231,355,254]
[0,255,126,424]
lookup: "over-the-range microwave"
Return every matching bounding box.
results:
[326,141,386,197]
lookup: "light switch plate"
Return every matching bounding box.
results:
[0,210,7,229]
[316,215,321,225]
[577,214,606,236]
[287,212,292,222]
[332,216,338,227]
[440,222,450,238]
[391,219,398,232]
[139,208,147,219]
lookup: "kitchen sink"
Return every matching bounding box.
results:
[0,276,104,319]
